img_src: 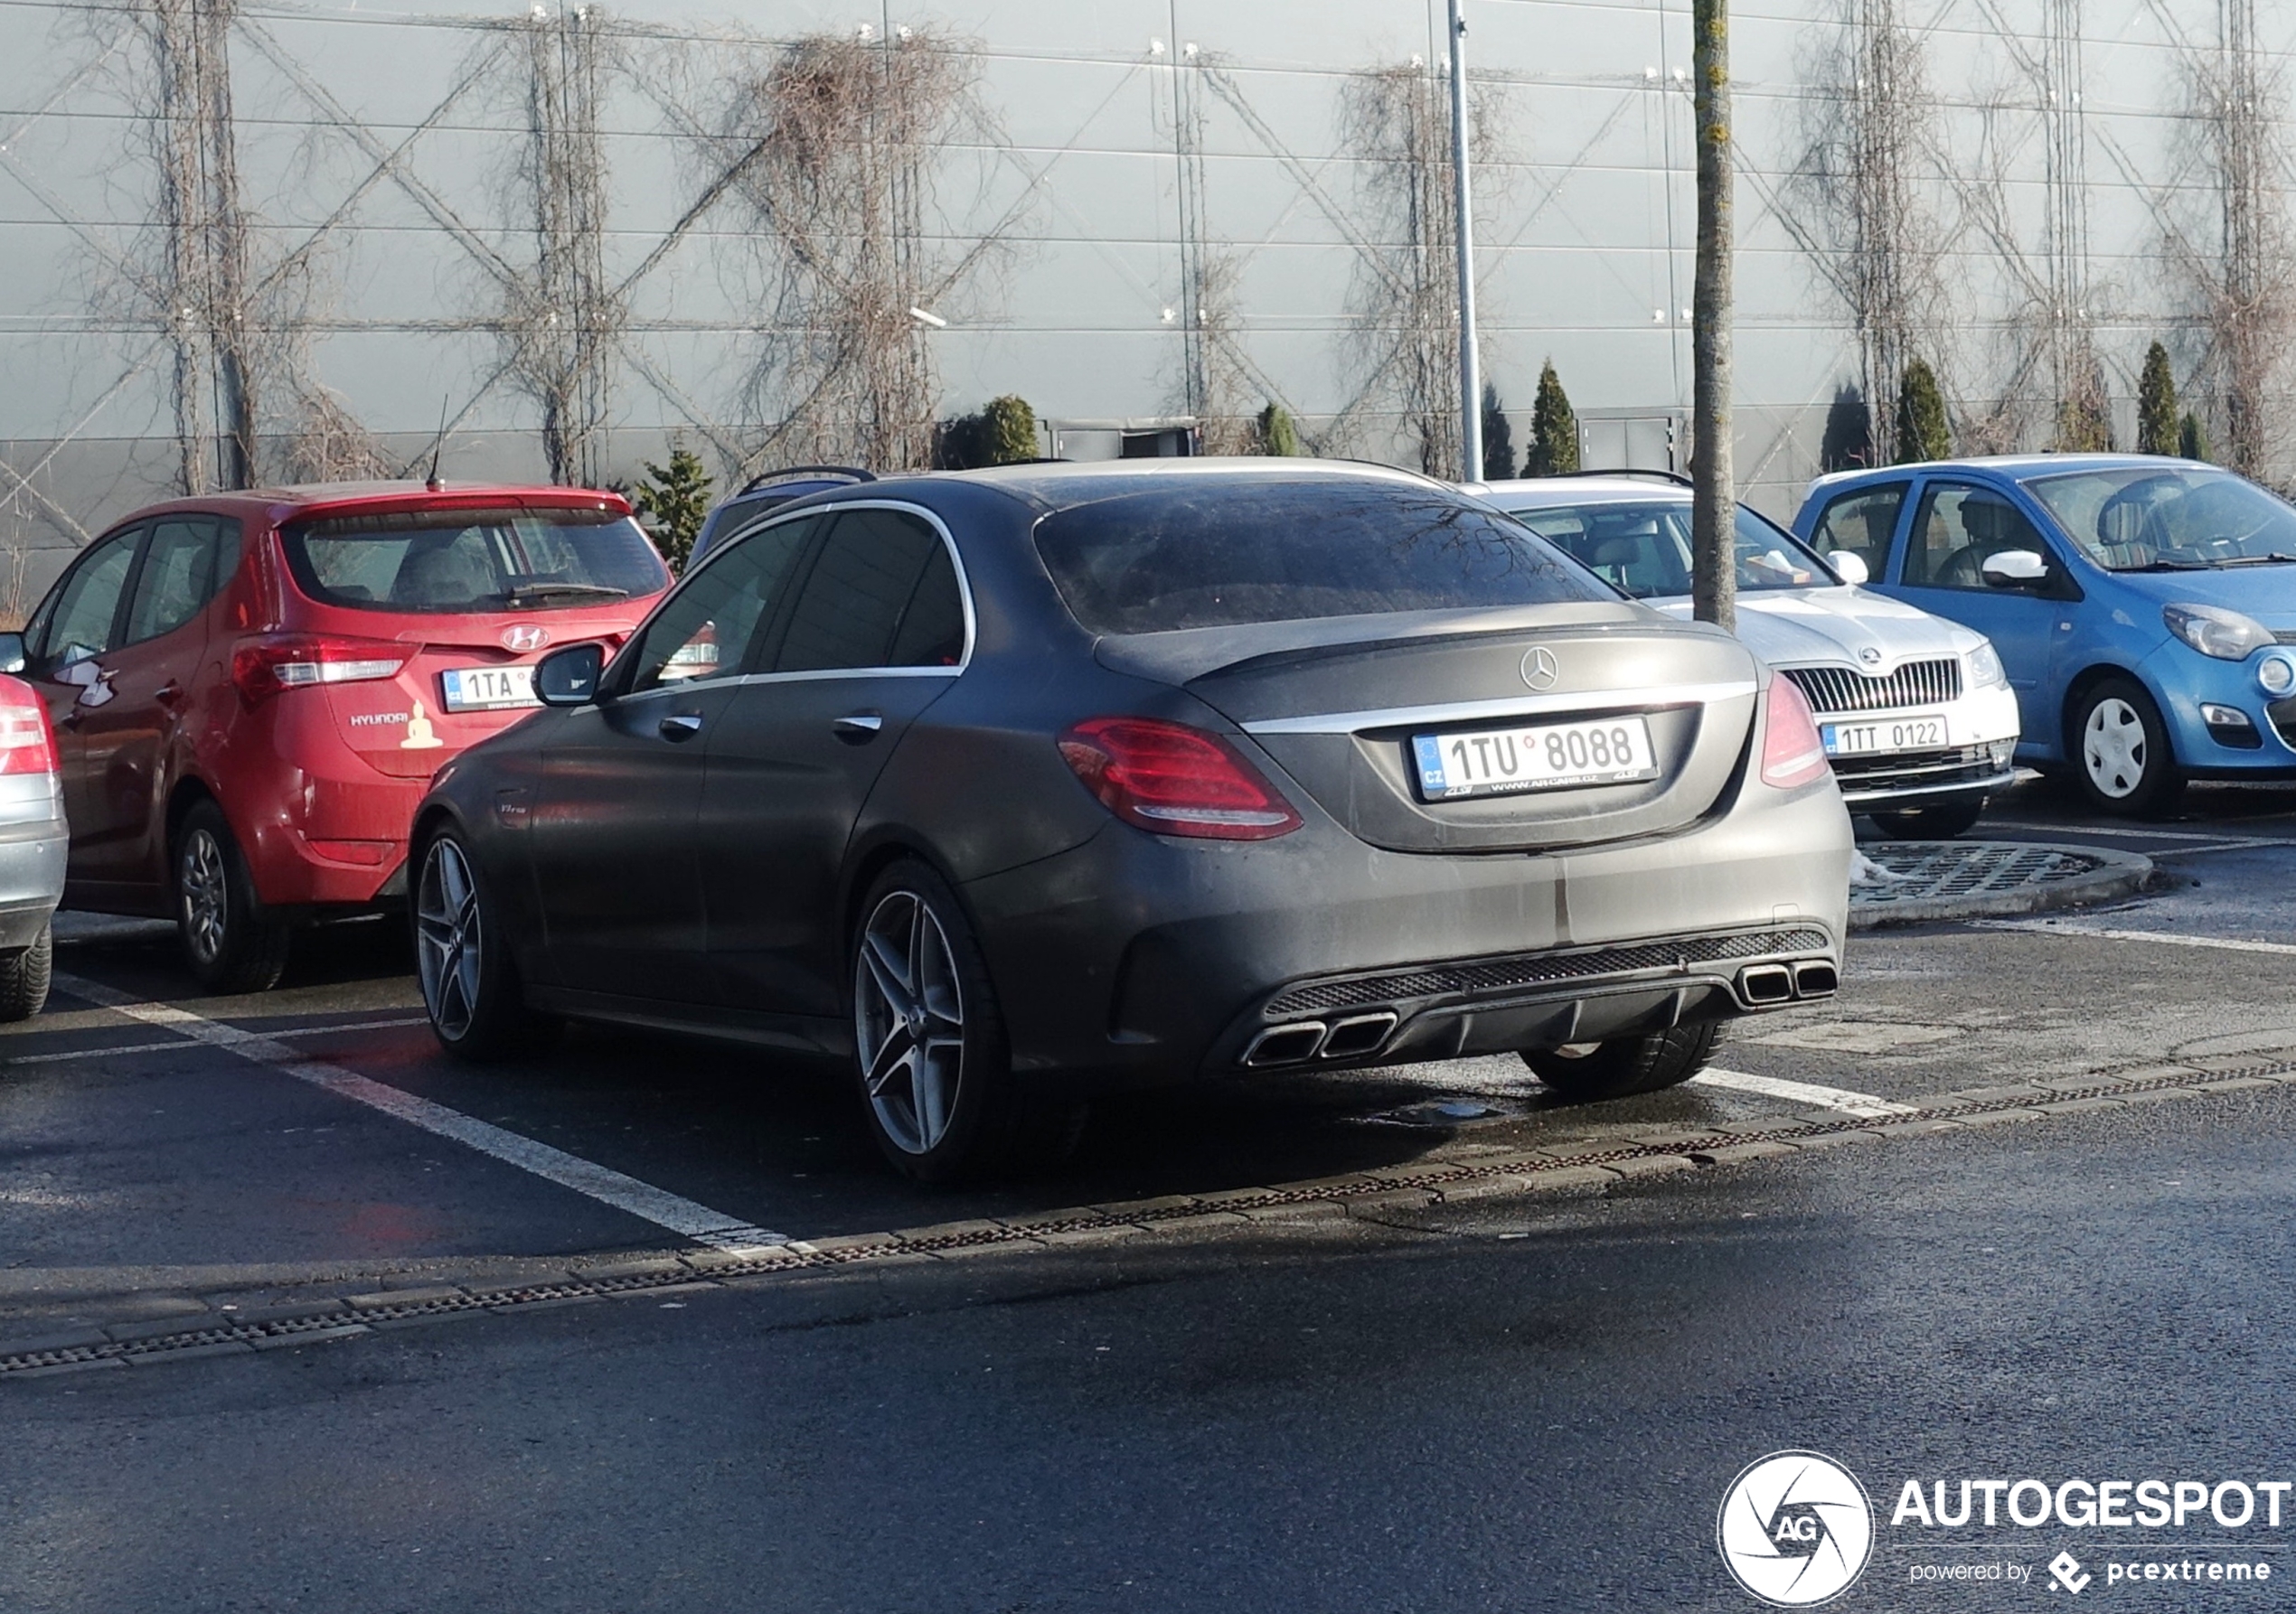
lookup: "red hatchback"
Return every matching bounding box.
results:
[1,483,670,990]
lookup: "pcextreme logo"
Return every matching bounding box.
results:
[1717,1450,1877,1607]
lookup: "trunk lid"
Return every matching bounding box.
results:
[322,613,640,779]
[1097,605,1762,853]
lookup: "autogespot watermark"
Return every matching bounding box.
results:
[1719,1455,2287,1602]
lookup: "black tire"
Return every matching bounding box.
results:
[848,859,1081,1184]
[1868,794,1987,840]
[2069,676,2184,818]
[1521,1022,1724,1102]
[0,922,53,1021]
[174,801,292,994]
[412,828,556,1062]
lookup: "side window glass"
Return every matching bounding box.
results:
[776,510,946,673]
[887,543,966,667]
[1904,484,2048,591]
[39,528,141,669]
[1808,484,1906,579]
[626,516,815,693]
[124,517,226,644]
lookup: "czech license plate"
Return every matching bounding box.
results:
[439,664,537,712]
[1412,715,1659,800]
[1821,711,1947,755]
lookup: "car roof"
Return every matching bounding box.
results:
[1473,476,1691,507]
[99,480,633,531]
[927,455,1447,504]
[1806,454,2219,497]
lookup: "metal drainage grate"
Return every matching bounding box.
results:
[1852,841,2103,906]
[12,1054,2293,1377]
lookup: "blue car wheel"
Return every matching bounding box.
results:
[2072,676,2185,818]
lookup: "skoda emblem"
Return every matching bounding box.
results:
[1857,646,1883,668]
[502,624,550,653]
[1520,646,1560,691]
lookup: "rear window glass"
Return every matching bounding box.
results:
[280,508,668,615]
[1031,479,1611,634]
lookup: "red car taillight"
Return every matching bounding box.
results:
[231,634,409,704]
[1058,717,1303,840]
[1759,673,1830,790]
[0,674,57,776]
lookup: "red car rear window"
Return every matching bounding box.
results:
[279,508,668,614]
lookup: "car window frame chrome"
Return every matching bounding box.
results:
[716,497,978,689]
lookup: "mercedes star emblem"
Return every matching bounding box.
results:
[1521,646,1560,690]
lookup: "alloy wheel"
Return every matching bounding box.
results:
[180,829,228,964]
[2083,697,2147,799]
[415,838,484,1041]
[853,889,965,1156]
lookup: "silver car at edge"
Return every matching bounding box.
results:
[0,668,69,1018]
[1477,474,2021,839]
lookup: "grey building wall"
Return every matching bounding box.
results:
[0,0,2270,601]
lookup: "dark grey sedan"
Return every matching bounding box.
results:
[410,462,1852,1180]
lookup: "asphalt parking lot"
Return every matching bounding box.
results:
[6,773,2296,1610]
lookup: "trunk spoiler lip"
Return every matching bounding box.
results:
[1240,680,1760,737]
[1093,603,1703,686]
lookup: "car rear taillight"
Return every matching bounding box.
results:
[1058,717,1303,840]
[0,675,57,776]
[231,634,410,704]
[1759,673,1830,790]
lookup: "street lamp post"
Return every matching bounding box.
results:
[1448,0,1482,483]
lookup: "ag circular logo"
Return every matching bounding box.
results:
[1717,1450,1874,1607]
[1520,645,1559,690]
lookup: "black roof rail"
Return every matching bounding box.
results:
[1550,467,1694,488]
[734,464,876,498]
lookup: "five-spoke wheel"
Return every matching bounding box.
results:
[847,860,1076,1182]
[853,887,967,1158]
[413,828,550,1059]
[416,835,485,1043]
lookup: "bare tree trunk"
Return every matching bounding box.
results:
[1690,0,1735,629]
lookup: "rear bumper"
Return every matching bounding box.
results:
[963,781,1854,1092]
[0,812,69,949]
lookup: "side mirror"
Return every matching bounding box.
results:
[0,633,26,676]
[1981,549,2048,589]
[534,642,606,707]
[1827,550,1870,586]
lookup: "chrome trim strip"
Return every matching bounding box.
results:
[1837,766,2017,805]
[1239,680,1759,737]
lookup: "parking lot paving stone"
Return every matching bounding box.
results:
[889,1219,1002,1245]
[1870,1115,1967,1136]
[1236,1199,1350,1224]
[1087,1194,1200,1217]
[567,1255,692,1281]
[1338,1187,1442,1215]
[0,1326,109,1356]
[1943,1084,2056,1104]
[345,1286,463,1311]
[1431,1173,1550,1203]
[2108,1085,2205,1106]
[101,1311,221,1344]
[10,1357,123,1377]
[219,1298,351,1327]
[1943,1108,2047,1129]
[1600,1154,1699,1179]
[2193,1074,2282,1093]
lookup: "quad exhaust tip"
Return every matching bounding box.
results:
[1738,963,1794,1005]
[1243,1010,1400,1068]
[1792,960,1840,999]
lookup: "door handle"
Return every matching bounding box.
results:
[658,711,705,741]
[154,680,184,707]
[833,711,884,742]
[57,708,82,730]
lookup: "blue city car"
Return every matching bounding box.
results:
[1793,455,2296,815]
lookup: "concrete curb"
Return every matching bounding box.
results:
[1849,840,2153,930]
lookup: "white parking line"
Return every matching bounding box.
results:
[50,973,787,1252]
[1975,920,2296,956]
[0,1016,430,1067]
[1691,1066,1917,1119]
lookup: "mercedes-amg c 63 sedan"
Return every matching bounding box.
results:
[410,462,1853,1180]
